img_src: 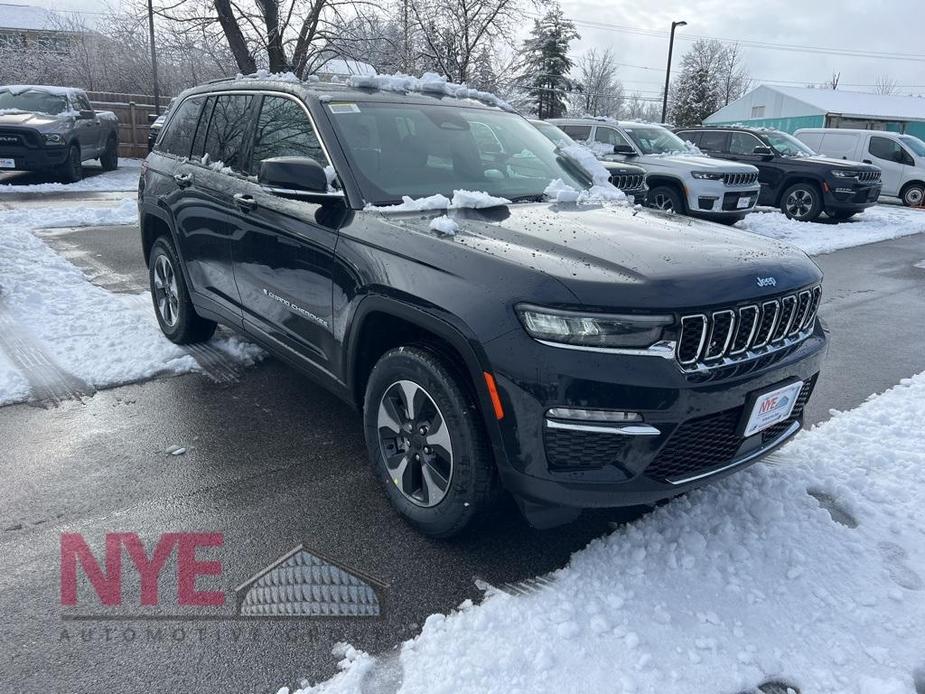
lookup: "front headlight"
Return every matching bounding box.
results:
[517,305,674,348]
[831,169,859,178]
[691,171,725,180]
[44,133,65,146]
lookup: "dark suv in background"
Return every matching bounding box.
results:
[140,75,827,537]
[676,126,882,222]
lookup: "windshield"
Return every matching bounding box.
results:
[900,135,925,157]
[0,88,70,115]
[533,121,579,149]
[327,102,588,204]
[765,130,815,157]
[620,124,688,155]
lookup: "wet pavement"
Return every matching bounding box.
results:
[1,200,924,692]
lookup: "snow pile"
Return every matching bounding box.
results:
[543,178,626,205]
[428,215,458,236]
[0,159,142,194]
[0,201,261,406]
[286,372,925,693]
[369,190,511,212]
[237,69,302,83]
[347,72,514,112]
[559,144,613,185]
[738,205,925,255]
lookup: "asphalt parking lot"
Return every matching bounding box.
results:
[1,194,924,693]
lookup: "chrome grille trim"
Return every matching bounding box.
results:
[611,174,646,192]
[674,286,821,370]
[723,172,758,186]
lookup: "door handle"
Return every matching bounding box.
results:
[233,193,257,212]
[863,159,873,164]
[173,172,193,188]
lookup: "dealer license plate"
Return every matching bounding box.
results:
[736,196,752,209]
[0,158,15,169]
[743,380,803,437]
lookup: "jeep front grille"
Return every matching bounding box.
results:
[858,170,881,183]
[722,172,759,186]
[676,286,821,368]
[610,173,645,192]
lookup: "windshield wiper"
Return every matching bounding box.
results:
[507,193,546,203]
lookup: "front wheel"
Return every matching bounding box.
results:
[363,346,497,538]
[901,183,924,207]
[646,185,685,214]
[781,182,822,222]
[100,136,118,171]
[148,236,216,344]
[61,145,83,183]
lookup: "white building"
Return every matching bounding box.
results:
[705,85,925,141]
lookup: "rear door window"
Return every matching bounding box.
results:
[201,94,254,172]
[249,95,326,173]
[156,96,205,157]
[700,131,730,153]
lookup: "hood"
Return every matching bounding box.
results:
[635,153,758,173]
[0,111,67,129]
[600,161,646,176]
[798,155,880,171]
[378,202,821,311]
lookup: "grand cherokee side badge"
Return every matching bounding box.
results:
[756,276,777,287]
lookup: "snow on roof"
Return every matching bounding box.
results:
[765,85,925,122]
[347,72,514,111]
[0,84,78,97]
[0,3,58,31]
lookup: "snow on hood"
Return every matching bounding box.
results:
[346,72,514,112]
[641,153,758,172]
[367,189,512,212]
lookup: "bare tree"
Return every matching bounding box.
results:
[575,47,623,117]
[875,74,899,96]
[720,42,750,106]
[622,92,660,121]
[829,71,840,90]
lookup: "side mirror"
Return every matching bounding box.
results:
[258,156,333,196]
[78,109,95,119]
[753,146,773,156]
[613,144,637,156]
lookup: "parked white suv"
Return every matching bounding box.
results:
[549,118,761,224]
[795,128,925,207]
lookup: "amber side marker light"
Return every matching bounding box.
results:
[483,372,505,420]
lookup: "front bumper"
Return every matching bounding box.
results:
[0,136,70,171]
[483,320,826,509]
[823,180,882,211]
[686,179,760,216]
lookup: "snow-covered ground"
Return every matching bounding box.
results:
[737,204,925,255]
[0,197,262,406]
[290,374,925,694]
[0,158,142,194]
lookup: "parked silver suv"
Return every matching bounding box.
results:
[550,118,761,224]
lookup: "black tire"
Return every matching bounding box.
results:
[646,185,685,214]
[147,236,216,344]
[780,182,822,222]
[61,145,83,183]
[363,346,497,538]
[100,135,118,171]
[714,216,743,226]
[900,182,924,208]
[828,210,856,221]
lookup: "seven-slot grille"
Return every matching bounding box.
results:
[722,172,759,186]
[610,173,645,192]
[676,286,821,368]
[858,170,881,183]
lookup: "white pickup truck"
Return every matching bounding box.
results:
[549,117,761,224]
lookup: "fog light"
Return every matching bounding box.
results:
[546,408,642,422]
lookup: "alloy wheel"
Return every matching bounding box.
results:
[785,189,813,218]
[153,254,180,327]
[377,379,454,507]
[652,193,674,212]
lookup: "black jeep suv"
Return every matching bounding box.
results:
[140,75,827,537]
[675,126,882,222]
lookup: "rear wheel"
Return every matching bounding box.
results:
[901,182,924,207]
[148,236,216,344]
[61,145,83,183]
[363,346,497,538]
[100,135,118,171]
[646,185,685,214]
[781,182,822,222]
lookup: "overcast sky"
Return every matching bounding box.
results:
[32,0,925,99]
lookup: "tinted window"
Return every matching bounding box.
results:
[156,96,204,157]
[559,125,592,141]
[677,131,701,146]
[728,132,762,155]
[700,131,729,152]
[190,96,215,159]
[202,94,253,171]
[74,92,92,112]
[869,136,911,165]
[250,95,326,171]
[593,126,629,147]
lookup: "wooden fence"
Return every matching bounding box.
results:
[86,91,174,159]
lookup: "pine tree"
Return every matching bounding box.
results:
[518,6,579,119]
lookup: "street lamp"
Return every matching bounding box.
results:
[660,20,687,124]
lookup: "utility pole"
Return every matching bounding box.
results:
[147,0,161,114]
[660,20,686,124]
